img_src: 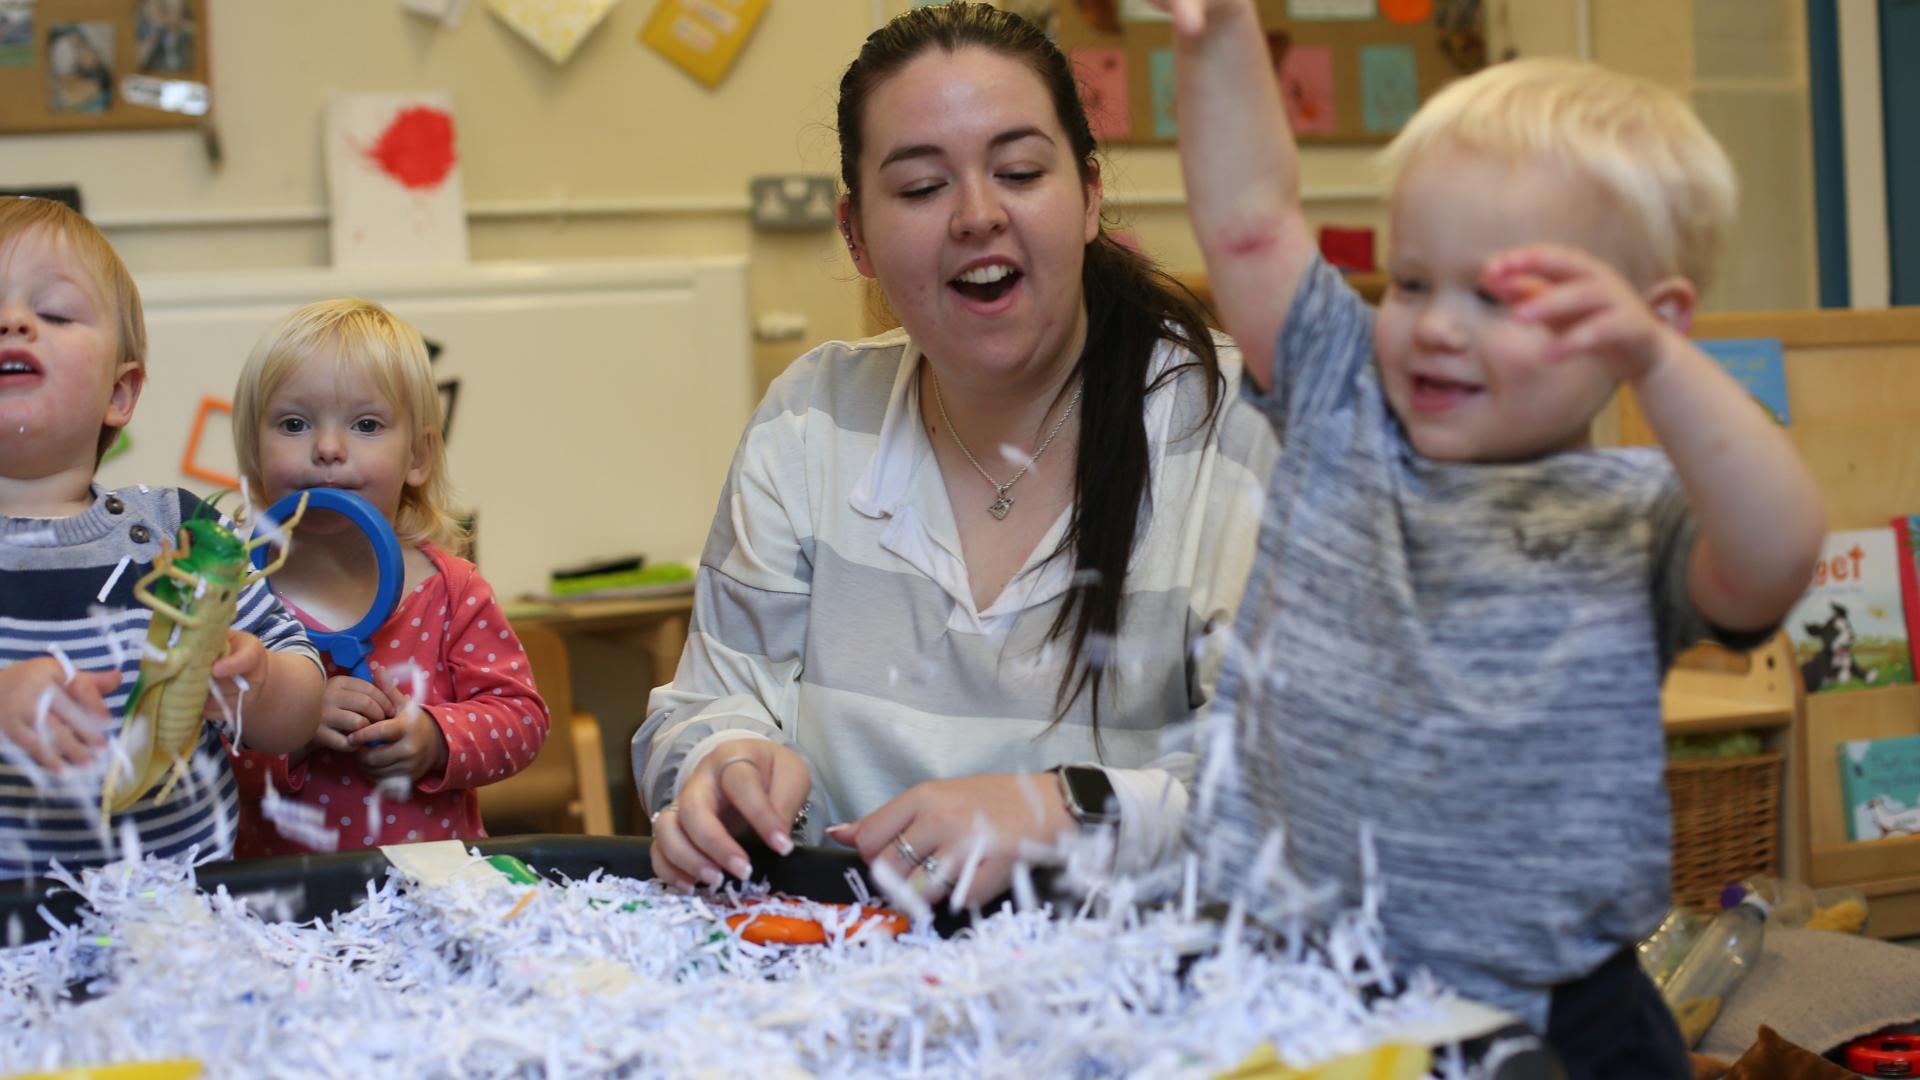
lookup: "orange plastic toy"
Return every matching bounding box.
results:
[724,899,910,946]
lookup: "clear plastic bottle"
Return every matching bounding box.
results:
[1730,876,1816,927]
[1636,905,1703,989]
[1661,893,1770,1047]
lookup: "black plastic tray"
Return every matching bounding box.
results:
[0,835,915,946]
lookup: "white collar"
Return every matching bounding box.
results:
[847,335,927,520]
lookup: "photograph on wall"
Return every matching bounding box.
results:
[1,0,208,132]
[135,0,197,72]
[0,0,32,68]
[46,21,112,114]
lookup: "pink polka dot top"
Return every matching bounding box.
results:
[233,542,551,857]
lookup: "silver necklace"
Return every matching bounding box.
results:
[929,367,1083,521]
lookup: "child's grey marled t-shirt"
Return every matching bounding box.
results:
[1189,255,1769,1029]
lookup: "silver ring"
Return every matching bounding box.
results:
[649,800,679,826]
[892,833,923,868]
[917,856,952,891]
[715,754,757,778]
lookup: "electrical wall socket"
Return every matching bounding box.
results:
[750,174,838,231]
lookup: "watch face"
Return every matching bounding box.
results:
[1061,766,1117,824]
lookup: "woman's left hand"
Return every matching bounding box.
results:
[825,772,1076,909]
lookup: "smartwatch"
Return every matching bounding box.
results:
[1053,764,1118,827]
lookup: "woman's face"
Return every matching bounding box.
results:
[843,46,1101,389]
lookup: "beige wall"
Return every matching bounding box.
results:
[4,0,1809,397]
[1692,0,1819,311]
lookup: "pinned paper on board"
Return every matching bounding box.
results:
[134,0,197,73]
[0,1,30,69]
[1070,47,1129,142]
[1148,47,1176,139]
[120,74,209,116]
[1359,43,1418,133]
[488,0,617,64]
[640,0,767,88]
[1271,37,1336,135]
[1117,0,1170,22]
[1057,0,1478,147]
[326,91,469,269]
[46,21,112,114]
[1290,0,1376,19]
[403,0,470,28]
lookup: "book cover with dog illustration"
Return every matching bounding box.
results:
[1839,734,1920,841]
[1787,527,1912,694]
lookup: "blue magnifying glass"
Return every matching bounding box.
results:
[250,487,403,684]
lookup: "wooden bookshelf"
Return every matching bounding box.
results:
[1622,307,1920,937]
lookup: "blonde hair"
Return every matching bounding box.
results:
[233,298,466,552]
[0,197,146,457]
[1378,58,1737,291]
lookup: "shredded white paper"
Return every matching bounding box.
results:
[0,851,1508,1079]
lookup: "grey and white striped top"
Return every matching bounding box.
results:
[1,485,319,878]
[637,329,1278,872]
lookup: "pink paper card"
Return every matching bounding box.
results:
[1071,47,1130,141]
[1276,43,1336,134]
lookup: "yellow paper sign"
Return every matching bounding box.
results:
[640,0,768,88]
[488,0,620,65]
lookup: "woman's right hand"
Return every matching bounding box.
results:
[313,675,396,754]
[649,738,812,890]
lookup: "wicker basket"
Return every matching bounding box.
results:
[1665,751,1785,912]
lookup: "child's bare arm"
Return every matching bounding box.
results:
[1636,342,1825,630]
[1487,245,1825,630]
[211,633,324,754]
[1159,0,1318,391]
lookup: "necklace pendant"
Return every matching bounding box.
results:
[988,489,1014,520]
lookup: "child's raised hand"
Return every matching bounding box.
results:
[1483,244,1683,383]
[349,702,447,783]
[0,658,116,770]
[313,674,395,753]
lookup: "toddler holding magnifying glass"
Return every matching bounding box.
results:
[228,299,551,856]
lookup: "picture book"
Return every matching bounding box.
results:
[1838,734,1920,841]
[1892,515,1920,676]
[1786,527,1912,694]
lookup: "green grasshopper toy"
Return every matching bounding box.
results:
[102,493,308,816]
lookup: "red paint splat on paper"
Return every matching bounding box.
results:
[362,106,457,191]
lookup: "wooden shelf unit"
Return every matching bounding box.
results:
[1623,307,1920,937]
